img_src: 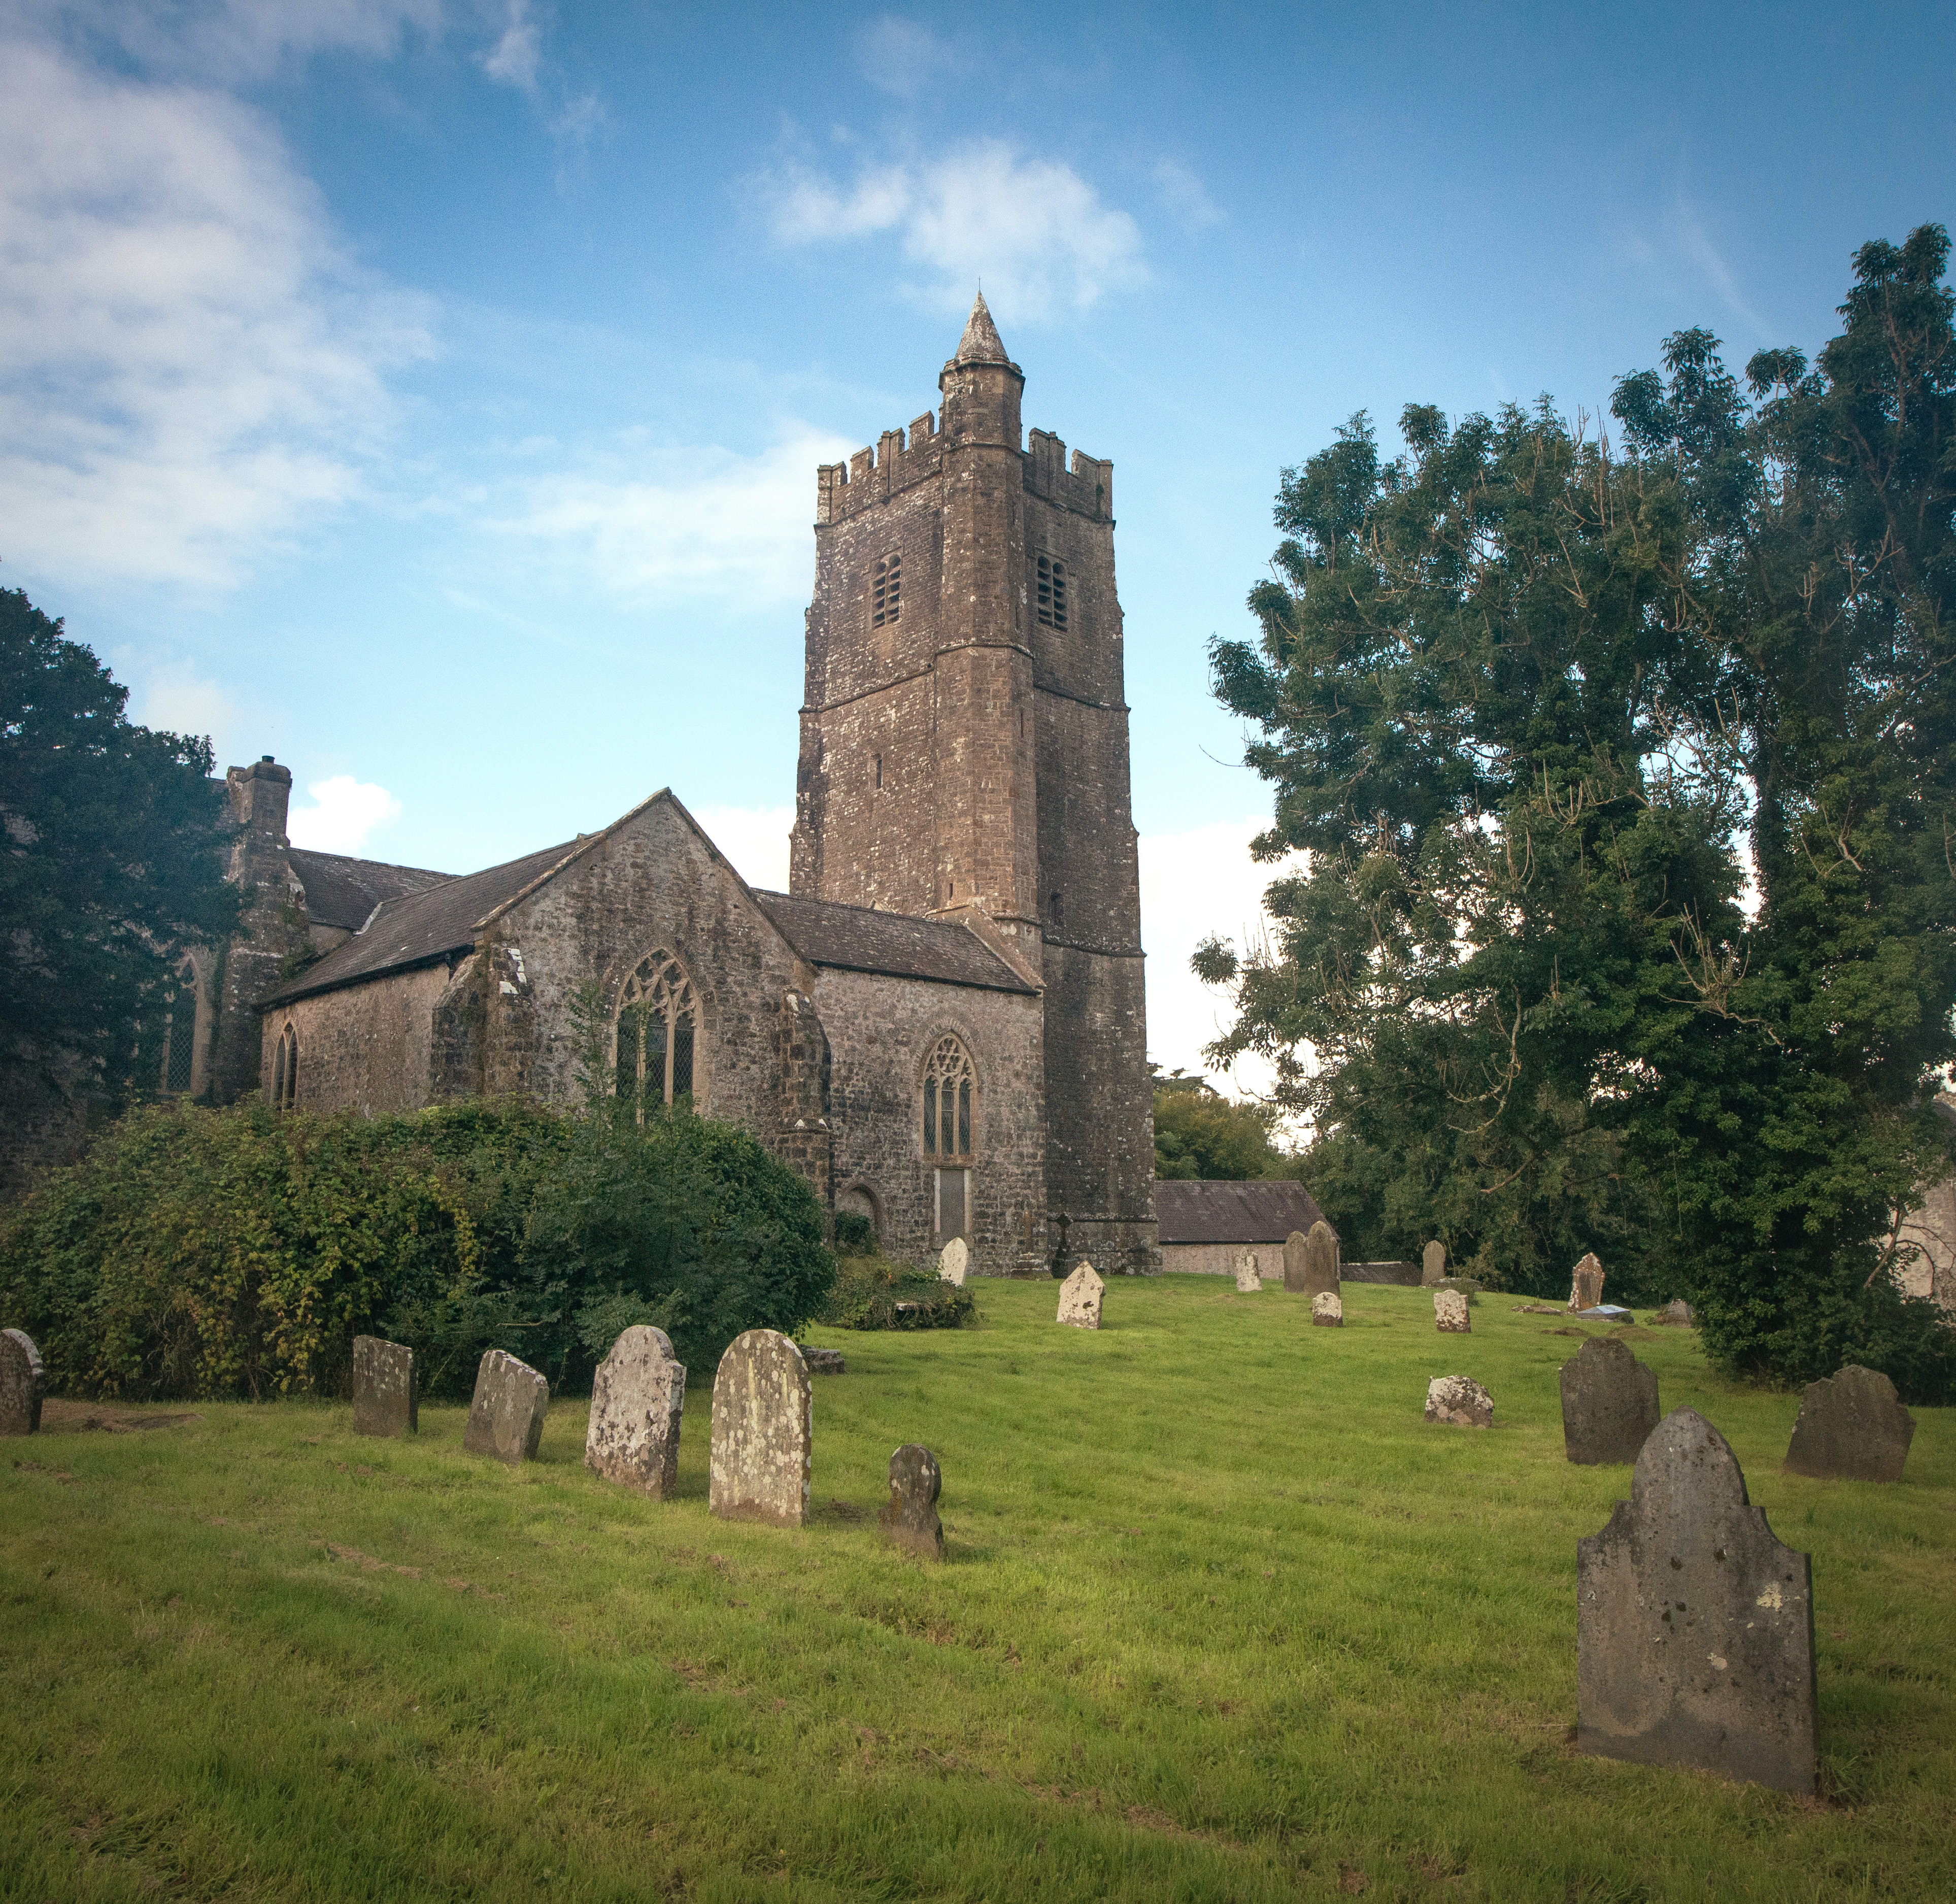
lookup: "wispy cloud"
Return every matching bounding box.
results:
[1152,158,1223,231]
[1671,197,1770,341]
[480,0,541,90]
[24,0,444,81]
[763,140,1146,320]
[852,15,962,98]
[288,775,404,855]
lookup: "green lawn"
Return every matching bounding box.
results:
[4,1277,1951,1902]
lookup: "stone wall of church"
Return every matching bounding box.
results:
[813,967,1047,1275]
[260,961,453,1115]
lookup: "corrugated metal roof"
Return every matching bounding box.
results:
[1155,1179,1329,1245]
[286,848,454,931]
[753,891,1037,994]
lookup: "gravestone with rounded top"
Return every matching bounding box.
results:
[1661,1298,1694,1325]
[1299,1220,1340,1299]
[1568,1252,1606,1312]
[880,1444,945,1558]
[1783,1364,1915,1483]
[710,1329,812,1526]
[1560,1335,1659,1465]
[586,1324,686,1497]
[1434,1288,1470,1333]
[1577,1407,1815,1793]
[1312,1291,1342,1328]
[1281,1229,1309,1292]
[1426,1375,1493,1427]
[1422,1240,1447,1286]
[1234,1249,1261,1292]
[938,1237,968,1287]
[2,1328,45,1435]
[1056,1261,1104,1329]
[352,1335,417,1438]
[463,1349,548,1464]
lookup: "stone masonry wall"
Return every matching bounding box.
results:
[1158,1242,1287,1278]
[260,962,452,1114]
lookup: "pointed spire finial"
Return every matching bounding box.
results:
[954,288,1010,366]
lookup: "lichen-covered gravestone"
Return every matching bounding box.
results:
[1056,1261,1104,1329]
[1234,1249,1261,1292]
[1300,1220,1340,1299]
[709,1329,812,1526]
[1,1328,45,1436]
[1421,1240,1446,1286]
[1568,1252,1606,1312]
[1783,1364,1916,1483]
[1577,1407,1815,1794]
[585,1325,686,1497]
[1425,1375,1493,1427]
[1281,1229,1309,1292]
[1559,1335,1659,1465]
[463,1349,549,1464]
[938,1237,968,1287]
[1660,1298,1694,1326]
[879,1444,945,1558]
[352,1335,417,1438]
[802,1347,846,1376]
[1434,1288,1471,1333]
[1312,1292,1342,1328]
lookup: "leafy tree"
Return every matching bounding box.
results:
[1,589,241,1122]
[1151,1069,1287,1180]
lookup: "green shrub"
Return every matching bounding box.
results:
[818,1251,974,1331]
[0,1097,833,1400]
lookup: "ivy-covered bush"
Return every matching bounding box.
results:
[819,1250,974,1330]
[0,1097,833,1400]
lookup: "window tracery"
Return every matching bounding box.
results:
[616,951,699,1119]
[161,958,196,1095]
[921,1034,974,1160]
[271,1023,298,1111]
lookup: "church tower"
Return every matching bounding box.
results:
[791,295,1158,1272]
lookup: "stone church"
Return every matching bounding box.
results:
[173,296,1159,1276]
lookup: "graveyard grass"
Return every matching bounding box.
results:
[5,1281,1952,1903]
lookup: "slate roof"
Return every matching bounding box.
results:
[753,891,1037,995]
[1155,1179,1329,1245]
[287,848,454,931]
[263,840,578,1005]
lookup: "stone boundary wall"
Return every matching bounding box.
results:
[1159,1242,1285,1278]
[1342,1260,1422,1286]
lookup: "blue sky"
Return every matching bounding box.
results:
[5,0,1952,1084]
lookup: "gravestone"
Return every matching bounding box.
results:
[1425,1375,1493,1427]
[1234,1249,1261,1292]
[351,1335,417,1438]
[1432,1276,1480,1305]
[1568,1252,1606,1312]
[1783,1364,1915,1483]
[879,1444,945,1559]
[1281,1229,1309,1292]
[1662,1298,1694,1325]
[1434,1288,1471,1333]
[938,1237,968,1287]
[1300,1220,1340,1299]
[709,1329,812,1526]
[802,1347,846,1376]
[463,1349,549,1464]
[1422,1240,1446,1286]
[1056,1261,1104,1329]
[585,1325,686,1497]
[1559,1335,1659,1465]
[1577,1407,1815,1794]
[1,1328,45,1436]
[1312,1292,1342,1328]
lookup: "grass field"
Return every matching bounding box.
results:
[4,1276,1952,1902]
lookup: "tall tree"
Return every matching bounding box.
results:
[1,589,242,1137]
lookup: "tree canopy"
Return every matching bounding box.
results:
[1200,228,1956,1398]
[1151,1071,1289,1180]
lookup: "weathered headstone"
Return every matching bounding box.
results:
[1,1328,45,1436]
[1233,1249,1261,1292]
[1783,1364,1916,1483]
[1434,1288,1470,1333]
[585,1325,686,1497]
[1300,1219,1340,1299]
[1577,1407,1816,1793]
[1661,1298,1694,1326]
[1425,1375,1493,1427]
[1432,1275,1480,1305]
[352,1335,417,1439]
[802,1347,847,1376]
[1568,1252,1606,1312]
[938,1237,968,1287]
[709,1329,812,1526]
[1559,1335,1659,1465]
[1421,1240,1447,1286]
[463,1349,549,1464]
[879,1443,944,1558]
[1311,1291,1342,1328]
[1281,1228,1309,1292]
[1056,1261,1104,1329]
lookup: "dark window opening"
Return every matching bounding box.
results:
[1036,555,1068,630]
[1049,890,1064,930]
[162,966,195,1093]
[872,552,901,627]
[874,753,883,789]
[271,1024,298,1111]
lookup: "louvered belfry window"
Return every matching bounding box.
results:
[922,1034,974,1160]
[616,951,700,1121]
[872,552,901,627]
[1036,554,1067,629]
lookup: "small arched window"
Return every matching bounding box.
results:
[161,958,196,1095]
[616,951,699,1121]
[271,1023,298,1111]
[922,1034,975,1161]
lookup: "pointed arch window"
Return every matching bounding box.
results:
[616,951,700,1120]
[922,1034,975,1161]
[161,958,196,1095]
[271,1024,298,1111]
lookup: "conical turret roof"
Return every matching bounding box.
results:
[953,289,1011,366]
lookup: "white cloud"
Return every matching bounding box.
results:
[765,141,1146,320]
[486,424,852,604]
[1152,158,1223,231]
[25,1,444,82]
[481,0,540,90]
[853,15,960,98]
[127,659,244,756]
[0,37,431,586]
[288,774,403,854]
[691,805,794,891]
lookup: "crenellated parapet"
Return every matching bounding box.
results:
[816,412,944,524]
[1025,429,1113,521]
